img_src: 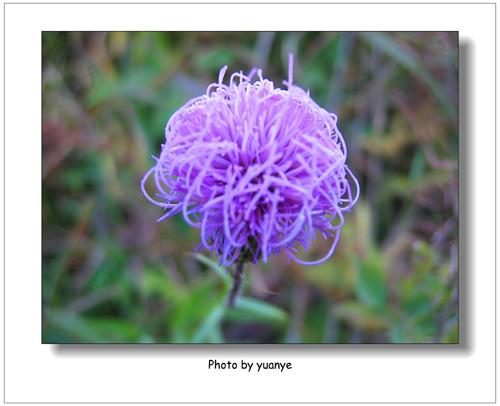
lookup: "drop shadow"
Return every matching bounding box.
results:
[457,40,472,353]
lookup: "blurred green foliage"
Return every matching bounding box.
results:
[42,32,458,343]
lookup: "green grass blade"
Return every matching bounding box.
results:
[359,32,452,118]
[190,303,226,343]
[224,296,289,328]
[192,253,231,287]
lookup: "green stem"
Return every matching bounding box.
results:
[226,262,246,308]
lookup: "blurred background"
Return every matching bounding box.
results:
[42,32,458,344]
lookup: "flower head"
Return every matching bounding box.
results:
[142,55,359,267]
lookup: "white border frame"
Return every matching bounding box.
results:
[4,2,496,403]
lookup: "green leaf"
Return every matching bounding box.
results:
[409,149,426,181]
[142,267,188,305]
[207,327,225,344]
[45,311,111,343]
[138,334,156,344]
[84,318,143,343]
[389,322,404,343]
[194,48,236,72]
[190,303,226,343]
[224,297,289,328]
[192,253,231,287]
[401,289,431,317]
[169,278,225,342]
[354,257,387,308]
[89,67,159,107]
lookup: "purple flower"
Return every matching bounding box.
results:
[142,55,359,267]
